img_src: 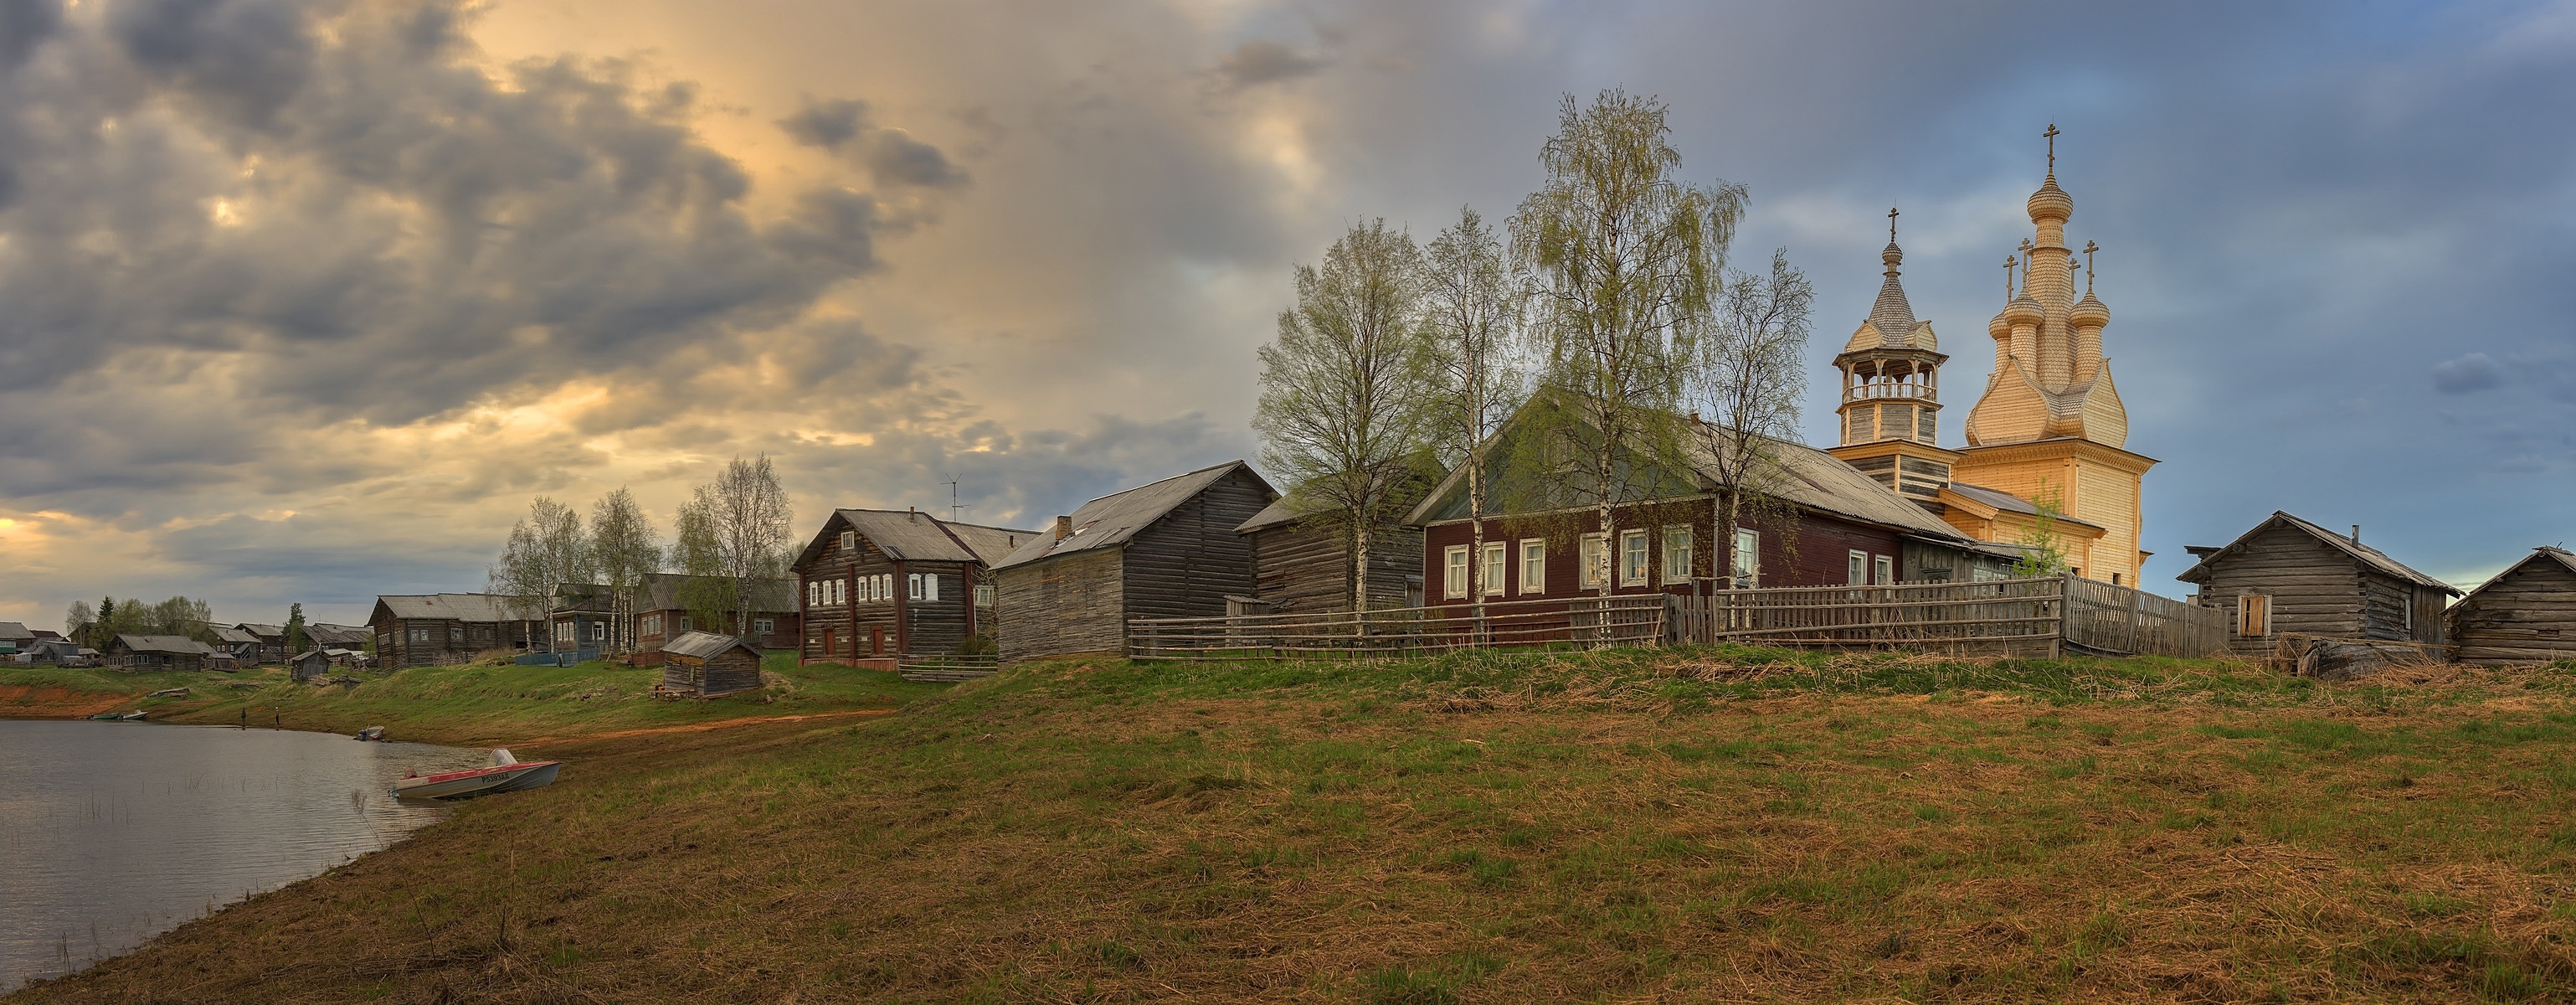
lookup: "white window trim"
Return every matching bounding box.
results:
[924,574,940,603]
[1619,529,1651,588]
[754,618,774,634]
[908,573,923,601]
[840,530,856,551]
[1442,545,1470,600]
[1519,539,1547,595]
[1847,550,1869,587]
[1732,528,1761,587]
[1662,525,1692,585]
[1874,554,1894,585]
[1481,542,1508,596]
[1578,533,1609,590]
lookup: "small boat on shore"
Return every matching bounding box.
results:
[88,710,147,721]
[147,687,190,698]
[393,749,560,800]
[355,725,386,742]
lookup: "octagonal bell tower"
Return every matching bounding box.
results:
[1825,209,1960,503]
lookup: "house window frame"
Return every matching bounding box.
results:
[908,573,924,601]
[1620,529,1651,587]
[1732,528,1760,587]
[1442,544,1470,600]
[1578,533,1609,590]
[1847,550,1869,586]
[754,618,774,635]
[974,584,996,609]
[1480,542,1508,597]
[1662,525,1693,585]
[679,616,692,632]
[1874,554,1895,585]
[924,574,940,603]
[839,530,856,551]
[1518,539,1547,595]
[2237,594,2271,637]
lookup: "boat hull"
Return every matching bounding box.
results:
[393,760,562,800]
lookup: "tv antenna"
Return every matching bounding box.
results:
[943,479,964,523]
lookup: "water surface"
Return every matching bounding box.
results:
[0,719,490,992]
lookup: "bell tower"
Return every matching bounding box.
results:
[1826,208,1961,503]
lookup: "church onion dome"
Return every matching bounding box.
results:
[2003,293,2044,328]
[1988,310,2012,339]
[2026,173,2073,223]
[2070,291,2110,328]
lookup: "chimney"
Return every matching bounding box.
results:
[1054,515,1072,540]
[2351,525,2361,544]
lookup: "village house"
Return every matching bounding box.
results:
[1237,496,1425,615]
[107,634,216,672]
[630,573,801,664]
[368,593,548,667]
[2174,512,2458,656]
[2447,547,2576,666]
[308,623,371,652]
[795,508,1035,666]
[211,626,265,664]
[995,461,1278,662]
[1408,414,2018,613]
[0,621,33,655]
[234,624,289,663]
[546,583,619,658]
[659,631,766,697]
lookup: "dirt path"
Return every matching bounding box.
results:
[511,708,895,748]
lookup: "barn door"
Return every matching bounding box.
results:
[2237,595,2270,637]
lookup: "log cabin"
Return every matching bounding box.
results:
[2447,547,2576,665]
[308,623,371,652]
[1237,497,1425,615]
[233,624,289,664]
[2174,512,2459,657]
[107,634,215,672]
[1407,412,2018,611]
[629,574,801,664]
[290,649,332,681]
[368,594,547,668]
[546,583,618,658]
[210,626,264,663]
[794,509,1038,667]
[995,461,1278,662]
[660,631,767,696]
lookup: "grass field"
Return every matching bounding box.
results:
[16,647,2576,1002]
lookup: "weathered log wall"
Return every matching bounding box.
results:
[2451,554,2576,665]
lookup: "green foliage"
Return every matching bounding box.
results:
[284,602,308,656]
[2011,482,2074,577]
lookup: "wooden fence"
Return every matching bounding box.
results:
[897,653,1002,682]
[1126,595,1671,662]
[1127,574,2224,662]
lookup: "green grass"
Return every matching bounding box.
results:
[23,646,2576,1002]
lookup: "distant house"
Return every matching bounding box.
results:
[659,631,766,697]
[2448,547,2576,666]
[234,624,289,664]
[308,623,371,652]
[211,626,265,663]
[0,621,33,655]
[2175,512,2459,656]
[995,461,1278,662]
[794,509,1037,665]
[368,594,548,668]
[1237,497,1424,615]
[546,583,618,658]
[107,634,215,672]
[630,574,801,665]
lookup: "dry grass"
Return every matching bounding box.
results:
[18,648,2576,1002]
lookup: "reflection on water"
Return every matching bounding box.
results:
[0,719,489,992]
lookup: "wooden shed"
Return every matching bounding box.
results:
[1237,497,1425,615]
[995,461,1278,662]
[2448,547,2576,665]
[2175,512,2460,657]
[289,650,332,681]
[660,631,767,697]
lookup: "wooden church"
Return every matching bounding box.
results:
[1824,126,2154,586]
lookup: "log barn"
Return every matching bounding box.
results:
[628,574,801,664]
[660,631,767,697]
[2448,547,2576,665]
[368,594,548,668]
[1409,414,2017,608]
[1237,497,1425,615]
[108,634,215,672]
[995,461,1278,662]
[794,509,1036,666]
[2174,512,2459,657]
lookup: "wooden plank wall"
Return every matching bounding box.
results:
[999,548,1124,661]
[2193,524,2364,654]
[1123,469,1270,621]
[1250,519,1422,613]
[2451,559,2576,665]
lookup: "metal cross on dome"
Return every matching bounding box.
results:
[2044,123,2059,173]
[1888,206,1899,243]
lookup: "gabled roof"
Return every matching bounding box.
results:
[639,573,798,613]
[2173,511,2460,594]
[374,593,537,622]
[2453,547,2576,610]
[661,630,762,660]
[307,623,372,647]
[235,623,284,639]
[0,621,31,642]
[793,509,1042,568]
[1941,482,2108,531]
[996,461,1277,570]
[115,634,214,655]
[211,626,261,645]
[1237,495,1321,533]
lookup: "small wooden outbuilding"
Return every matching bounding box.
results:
[2175,512,2460,657]
[290,650,332,681]
[660,631,766,697]
[2448,547,2576,665]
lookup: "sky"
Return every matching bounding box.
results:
[0,0,2568,628]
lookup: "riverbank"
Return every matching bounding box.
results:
[15,647,2576,1002]
[0,653,942,747]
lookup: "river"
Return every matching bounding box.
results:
[0,719,491,992]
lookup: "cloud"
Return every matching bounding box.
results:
[2430,353,2506,394]
[1214,39,1329,89]
[777,95,967,188]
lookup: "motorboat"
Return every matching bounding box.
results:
[393,749,561,800]
[355,725,387,741]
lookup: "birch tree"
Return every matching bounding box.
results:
[64,600,91,640]
[673,454,794,641]
[1512,89,1744,598]
[1423,206,1525,620]
[489,497,593,650]
[1697,248,1812,590]
[1253,219,1439,617]
[589,487,663,655]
